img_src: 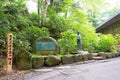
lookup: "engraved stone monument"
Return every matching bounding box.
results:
[34,37,59,55]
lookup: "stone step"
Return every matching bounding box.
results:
[92,56,104,60]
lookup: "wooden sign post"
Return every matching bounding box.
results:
[6,33,13,73]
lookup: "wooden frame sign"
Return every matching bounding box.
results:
[6,33,13,73]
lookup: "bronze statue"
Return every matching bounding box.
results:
[77,31,82,50]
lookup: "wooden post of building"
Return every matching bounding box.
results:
[6,33,13,73]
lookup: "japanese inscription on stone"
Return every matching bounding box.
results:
[34,37,59,55]
[36,42,55,50]
[6,33,13,73]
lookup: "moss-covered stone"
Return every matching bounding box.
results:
[34,37,60,55]
[99,52,106,59]
[112,53,116,57]
[15,51,32,70]
[73,54,82,62]
[88,53,93,60]
[61,55,74,64]
[82,54,89,61]
[45,55,61,66]
[32,56,44,69]
[105,53,112,58]
[115,53,120,57]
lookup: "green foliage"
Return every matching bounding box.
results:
[14,26,50,52]
[0,39,6,57]
[0,0,31,40]
[96,34,116,52]
[58,30,76,54]
[22,26,49,45]
[46,14,70,39]
[0,0,117,58]
[114,34,120,44]
[28,12,40,26]
[68,9,98,52]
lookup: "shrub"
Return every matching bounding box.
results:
[58,30,76,54]
[14,26,50,52]
[22,26,50,46]
[114,34,120,44]
[96,34,116,52]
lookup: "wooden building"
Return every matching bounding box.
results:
[96,10,120,34]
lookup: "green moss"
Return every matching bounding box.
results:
[105,53,112,58]
[99,52,106,59]
[82,54,89,61]
[61,55,74,64]
[15,51,32,70]
[88,53,93,60]
[45,55,61,66]
[32,56,45,69]
[73,54,82,62]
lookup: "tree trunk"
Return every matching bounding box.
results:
[41,0,50,26]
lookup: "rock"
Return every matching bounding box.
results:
[105,53,113,58]
[34,37,60,55]
[99,52,106,59]
[115,53,120,57]
[88,53,93,60]
[73,54,82,62]
[61,55,74,64]
[15,50,32,70]
[32,56,44,69]
[92,56,104,60]
[45,55,61,66]
[92,53,100,57]
[82,54,89,61]
[112,53,116,57]
[77,50,84,54]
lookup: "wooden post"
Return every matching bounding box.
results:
[6,33,13,73]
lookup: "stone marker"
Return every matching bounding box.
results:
[6,33,13,73]
[34,37,59,55]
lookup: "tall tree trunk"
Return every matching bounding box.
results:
[41,0,50,26]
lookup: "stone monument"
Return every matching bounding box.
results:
[34,37,60,55]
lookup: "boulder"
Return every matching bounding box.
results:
[32,56,44,69]
[112,53,116,57]
[73,54,82,62]
[99,52,106,59]
[61,55,74,64]
[105,53,113,58]
[82,54,89,61]
[115,53,120,57]
[15,51,32,70]
[45,55,61,66]
[88,53,93,60]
